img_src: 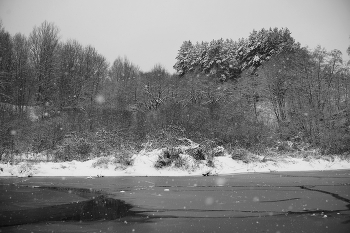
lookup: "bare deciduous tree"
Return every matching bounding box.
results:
[29,21,60,107]
[11,33,33,113]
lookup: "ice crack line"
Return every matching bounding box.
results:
[300,185,350,209]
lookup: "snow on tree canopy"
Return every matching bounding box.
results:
[173,27,298,81]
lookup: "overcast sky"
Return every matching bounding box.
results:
[0,0,349,73]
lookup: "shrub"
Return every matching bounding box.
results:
[163,147,182,160]
[186,147,205,160]
[92,150,135,170]
[0,149,14,164]
[319,128,350,155]
[261,150,280,162]
[54,133,92,161]
[276,141,297,152]
[173,155,187,168]
[154,147,181,168]
[199,140,226,159]
[89,128,135,157]
[206,159,215,167]
[142,125,187,151]
[52,127,139,162]
[92,156,111,168]
[154,155,172,168]
[230,147,258,163]
[75,139,93,156]
[17,162,35,177]
[113,148,135,169]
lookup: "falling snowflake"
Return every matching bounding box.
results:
[205,197,214,205]
[215,177,226,186]
[95,95,105,104]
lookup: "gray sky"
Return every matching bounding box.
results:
[0,0,349,73]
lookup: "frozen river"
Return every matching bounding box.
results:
[1,170,350,232]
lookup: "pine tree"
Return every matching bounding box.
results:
[174,28,298,81]
[173,41,193,76]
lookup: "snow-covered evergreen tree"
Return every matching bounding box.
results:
[174,27,298,81]
[173,41,194,76]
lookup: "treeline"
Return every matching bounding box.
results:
[173,28,350,154]
[0,21,349,161]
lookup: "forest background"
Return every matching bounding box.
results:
[1,21,349,162]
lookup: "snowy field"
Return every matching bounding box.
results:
[1,143,350,178]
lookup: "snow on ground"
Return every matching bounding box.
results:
[1,146,350,178]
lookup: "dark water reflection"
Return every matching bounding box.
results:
[0,185,134,227]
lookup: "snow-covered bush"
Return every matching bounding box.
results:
[185,147,205,160]
[54,133,92,161]
[17,162,35,177]
[113,148,135,169]
[182,140,225,162]
[92,156,111,168]
[276,141,297,152]
[0,150,14,164]
[141,126,188,151]
[230,148,258,163]
[154,155,172,168]
[154,146,201,170]
[92,150,134,170]
[154,147,181,168]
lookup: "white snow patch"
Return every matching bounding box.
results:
[1,148,350,177]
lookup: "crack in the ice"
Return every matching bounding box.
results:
[300,185,350,209]
[262,173,350,179]
[260,198,301,202]
[156,184,349,189]
[132,207,349,215]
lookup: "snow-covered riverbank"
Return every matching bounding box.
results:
[1,147,349,177]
